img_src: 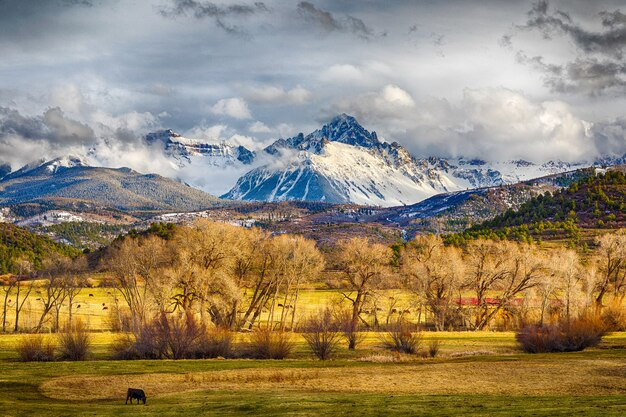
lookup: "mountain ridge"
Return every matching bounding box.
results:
[0,157,225,215]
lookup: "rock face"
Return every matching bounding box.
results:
[145,129,255,167]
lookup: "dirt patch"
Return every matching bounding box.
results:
[40,358,626,401]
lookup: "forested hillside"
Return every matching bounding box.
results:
[446,170,626,245]
[0,223,81,274]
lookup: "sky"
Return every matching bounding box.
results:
[1,0,626,183]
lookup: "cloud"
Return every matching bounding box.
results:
[508,1,626,96]
[0,106,96,168]
[522,1,626,59]
[325,86,626,163]
[328,84,416,122]
[210,97,252,119]
[159,0,269,36]
[0,106,94,146]
[243,85,312,104]
[297,1,375,40]
[248,120,272,133]
[319,64,364,83]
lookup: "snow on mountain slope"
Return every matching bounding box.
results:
[224,115,471,206]
[146,129,255,168]
[223,114,625,207]
[449,158,590,188]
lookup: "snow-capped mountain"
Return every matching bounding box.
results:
[0,155,223,212]
[222,114,623,207]
[224,114,466,206]
[2,155,90,180]
[146,129,255,168]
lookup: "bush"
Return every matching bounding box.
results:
[302,308,342,360]
[334,307,363,350]
[58,319,91,361]
[516,315,606,353]
[112,312,206,360]
[428,339,441,358]
[381,320,421,354]
[156,312,204,360]
[195,327,234,358]
[111,334,143,360]
[16,334,56,362]
[247,329,293,359]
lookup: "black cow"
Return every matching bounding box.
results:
[126,388,147,404]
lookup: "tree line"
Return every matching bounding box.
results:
[2,219,626,339]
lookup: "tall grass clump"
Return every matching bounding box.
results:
[16,334,56,362]
[247,328,293,359]
[302,308,342,360]
[58,319,91,361]
[195,327,234,358]
[381,319,422,354]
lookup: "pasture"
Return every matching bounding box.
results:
[1,332,626,416]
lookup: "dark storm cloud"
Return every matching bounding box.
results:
[297,1,375,40]
[590,117,626,157]
[159,0,269,36]
[0,107,94,146]
[523,0,626,59]
[510,0,626,96]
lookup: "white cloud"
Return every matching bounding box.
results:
[319,64,364,83]
[330,84,416,122]
[244,85,312,104]
[91,110,159,133]
[210,97,252,119]
[248,120,272,133]
[328,86,601,163]
[381,84,415,107]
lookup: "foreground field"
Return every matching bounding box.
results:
[1,333,626,416]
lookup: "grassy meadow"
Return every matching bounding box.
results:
[1,329,626,416]
[2,285,626,416]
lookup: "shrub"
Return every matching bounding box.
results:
[247,328,293,359]
[301,308,342,360]
[111,334,143,360]
[381,319,421,354]
[195,327,234,358]
[334,307,363,350]
[57,319,91,361]
[16,334,56,362]
[516,315,606,353]
[156,312,204,360]
[428,339,441,358]
[112,312,206,360]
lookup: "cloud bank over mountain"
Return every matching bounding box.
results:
[0,0,625,179]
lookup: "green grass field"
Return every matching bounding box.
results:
[1,332,626,416]
[2,284,626,416]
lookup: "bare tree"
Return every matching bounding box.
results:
[336,237,392,348]
[36,257,68,332]
[594,230,626,310]
[401,235,464,331]
[105,235,168,334]
[269,235,324,330]
[13,258,33,332]
[548,248,585,325]
[464,240,545,330]
[168,221,239,327]
[1,275,17,332]
[63,257,88,328]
